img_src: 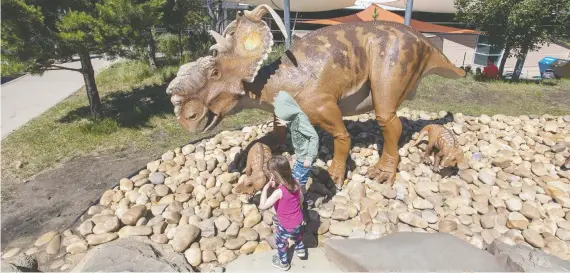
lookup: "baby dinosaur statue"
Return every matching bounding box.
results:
[166,4,466,187]
[411,124,464,172]
[234,142,272,197]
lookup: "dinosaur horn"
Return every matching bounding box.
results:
[209,30,232,53]
[244,4,289,41]
[223,20,237,37]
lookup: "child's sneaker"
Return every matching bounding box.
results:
[294,248,306,258]
[272,255,291,271]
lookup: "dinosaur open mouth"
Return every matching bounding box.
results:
[202,110,222,133]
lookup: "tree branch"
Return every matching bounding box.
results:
[48,64,83,72]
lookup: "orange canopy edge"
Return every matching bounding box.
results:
[302,4,480,35]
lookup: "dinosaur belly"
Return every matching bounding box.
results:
[338,81,374,116]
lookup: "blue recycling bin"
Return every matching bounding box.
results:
[538,57,558,76]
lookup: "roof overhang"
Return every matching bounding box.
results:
[225,0,357,12]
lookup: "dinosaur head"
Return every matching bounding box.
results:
[234,172,266,198]
[166,4,288,133]
[440,148,464,168]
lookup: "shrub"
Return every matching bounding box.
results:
[263,43,286,66]
[157,33,189,61]
[1,55,27,76]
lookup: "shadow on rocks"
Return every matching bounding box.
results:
[313,112,455,178]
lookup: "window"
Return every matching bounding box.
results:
[473,36,504,66]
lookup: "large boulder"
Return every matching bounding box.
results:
[71,238,193,272]
[324,233,508,272]
[487,241,570,272]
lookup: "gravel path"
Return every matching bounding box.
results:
[1,57,116,139]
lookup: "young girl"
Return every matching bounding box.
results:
[258,155,305,271]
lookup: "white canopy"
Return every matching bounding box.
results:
[226,0,357,12]
[381,0,457,13]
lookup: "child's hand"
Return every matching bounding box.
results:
[276,118,287,127]
[303,160,311,168]
[265,174,276,189]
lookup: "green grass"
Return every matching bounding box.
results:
[1,60,569,183]
[1,60,270,182]
[405,75,570,116]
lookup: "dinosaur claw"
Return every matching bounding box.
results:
[327,162,346,189]
[368,153,398,185]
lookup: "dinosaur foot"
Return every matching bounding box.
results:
[327,162,346,190]
[368,153,398,185]
[431,166,441,173]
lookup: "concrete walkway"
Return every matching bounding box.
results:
[225,248,341,273]
[1,57,116,139]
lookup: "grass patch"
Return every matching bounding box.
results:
[404,76,570,116]
[2,61,569,184]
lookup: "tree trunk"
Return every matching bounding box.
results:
[498,43,511,78]
[512,43,529,81]
[147,28,157,70]
[79,50,103,119]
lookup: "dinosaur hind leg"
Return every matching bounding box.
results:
[367,52,426,185]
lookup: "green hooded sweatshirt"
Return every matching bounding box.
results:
[274,91,319,163]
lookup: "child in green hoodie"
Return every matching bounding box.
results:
[273,91,319,194]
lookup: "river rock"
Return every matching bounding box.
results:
[507,212,529,230]
[398,212,428,228]
[329,222,352,237]
[118,226,153,238]
[184,248,202,267]
[121,205,146,226]
[244,210,262,228]
[67,240,88,254]
[86,233,118,246]
[225,237,247,250]
[35,231,58,247]
[172,225,200,252]
[438,219,457,233]
[522,229,545,248]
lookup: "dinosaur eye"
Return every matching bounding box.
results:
[188,113,197,120]
[211,69,220,79]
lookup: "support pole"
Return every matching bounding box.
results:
[404,0,414,26]
[284,0,291,49]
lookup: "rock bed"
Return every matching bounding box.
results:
[2,109,570,272]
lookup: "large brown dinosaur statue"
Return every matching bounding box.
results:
[166,4,465,187]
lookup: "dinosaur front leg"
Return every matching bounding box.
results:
[432,151,444,173]
[309,100,350,189]
[423,138,436,164]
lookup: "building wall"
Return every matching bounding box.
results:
[424,35,444,51]
[502,43,570,77]
[435,34,478,67]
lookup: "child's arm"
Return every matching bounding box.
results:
[298,184,304,209]
[259,183,282,210]
[298,115,319,166]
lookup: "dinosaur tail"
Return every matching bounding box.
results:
[411,126,430,147]
[424,47,466,79]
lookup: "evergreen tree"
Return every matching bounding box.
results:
[2,0,166,118]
